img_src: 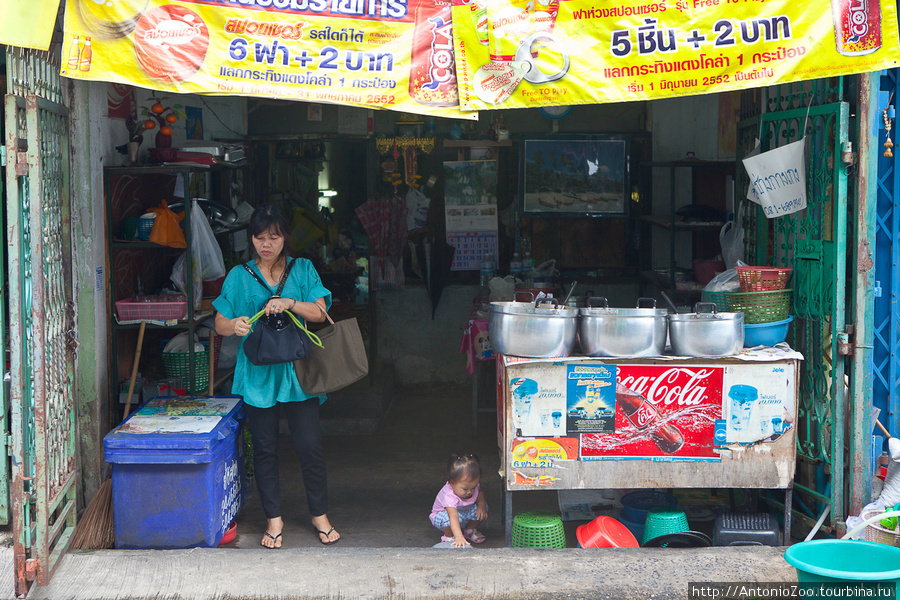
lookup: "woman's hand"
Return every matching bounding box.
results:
[232,316,252,337]
[264,297,296,316]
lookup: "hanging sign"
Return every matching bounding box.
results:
[60,0,476,119]
[743,138,807,218]
[451,0,900,111]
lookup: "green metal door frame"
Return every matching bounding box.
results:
[5,45,77,596]
[0,89,7,527]
[741,81,850,536]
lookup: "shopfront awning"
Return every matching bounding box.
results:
[0,0,61,50]
[56,0,900,118]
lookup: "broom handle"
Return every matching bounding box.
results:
[876,418,892,439]
[123,321,146,419]
[208,328,215,396]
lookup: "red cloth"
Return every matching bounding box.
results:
[459,317,493,375]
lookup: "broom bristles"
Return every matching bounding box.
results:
[71,479,114,550]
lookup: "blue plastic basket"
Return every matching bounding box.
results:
[137,216,156,241]
[744,316,793,347]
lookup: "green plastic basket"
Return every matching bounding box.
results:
[642,508,689,545]
[161,348,210,393]
[725,289,792,324]
[511,511,566,548]
[701,290,729,313]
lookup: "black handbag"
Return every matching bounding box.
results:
[242,259,321,366]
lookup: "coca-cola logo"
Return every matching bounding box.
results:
[618,367,721,407]
[633,402,655,429]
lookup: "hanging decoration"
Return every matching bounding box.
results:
[884,103,894,158]
[376,135,434,191]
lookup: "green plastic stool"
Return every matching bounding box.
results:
[642,508,689,545]
[511,511,566,548]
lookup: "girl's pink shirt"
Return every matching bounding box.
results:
[430,481,481,520]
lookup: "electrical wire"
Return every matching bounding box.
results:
[196,96,245,139]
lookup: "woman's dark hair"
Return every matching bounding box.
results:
[447,453,481,483]
[249,203,291,261]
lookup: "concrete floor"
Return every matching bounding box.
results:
[16,381,806,600]
[227,381,560,549]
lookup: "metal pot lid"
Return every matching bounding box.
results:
[667,302,743,321]
[579,297,669,317]
[490,299,579,317]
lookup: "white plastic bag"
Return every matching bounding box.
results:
[192,201,226,280]
[720,202,745,269]
[704,260,747,292]
[488,275,516,302]
[170,252,203,310]
[405,187,430,231]
[163,332,203,354]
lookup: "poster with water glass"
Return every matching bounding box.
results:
[720,363,796,445]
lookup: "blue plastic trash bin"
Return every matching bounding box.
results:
[104,395,246,549]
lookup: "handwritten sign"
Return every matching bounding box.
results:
[742,138,807,219]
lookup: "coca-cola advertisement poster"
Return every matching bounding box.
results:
[580,365,724,462]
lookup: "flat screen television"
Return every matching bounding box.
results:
[522,137,628,217]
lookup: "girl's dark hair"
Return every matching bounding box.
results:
[249,203,291,261]
[447,453,481,483]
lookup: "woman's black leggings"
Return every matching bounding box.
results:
[244,400,328,519]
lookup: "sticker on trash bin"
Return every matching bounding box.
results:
[117,415,223,434]
[138,395,240,417]
[118,396,241,434]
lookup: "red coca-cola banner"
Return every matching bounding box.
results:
[581,365,724,461]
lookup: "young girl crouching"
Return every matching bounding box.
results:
[429,454,487,547]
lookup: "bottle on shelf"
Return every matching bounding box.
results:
[509,252,522,278]
[479,259,496,299]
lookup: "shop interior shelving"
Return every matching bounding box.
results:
[104,161,249,420]
[638,159,735,301]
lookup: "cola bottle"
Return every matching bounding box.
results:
[616,383,684,454]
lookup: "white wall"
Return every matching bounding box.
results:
[101,85,247,166]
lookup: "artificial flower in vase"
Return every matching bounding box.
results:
[141,97,186,163]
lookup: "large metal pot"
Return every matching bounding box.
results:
[489,298,579,358]
[578,297,668,357]
[668,303,744,357]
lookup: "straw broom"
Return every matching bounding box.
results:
[72,321,146,550]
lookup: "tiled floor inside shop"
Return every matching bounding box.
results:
[224,375,789,550]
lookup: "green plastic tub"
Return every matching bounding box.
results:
[784,539,900,593]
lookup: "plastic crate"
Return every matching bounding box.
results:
[713,512,781,546]
[116,296,187,322]
[736,266,793,292]
[725,289,792,324]
[511,511,566,548]
[162,348,210,393]
[104,396,245,549]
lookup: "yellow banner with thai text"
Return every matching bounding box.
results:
[61,0,476,119]
[451,0,900,111]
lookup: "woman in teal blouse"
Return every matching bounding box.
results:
[214,204,340,547]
